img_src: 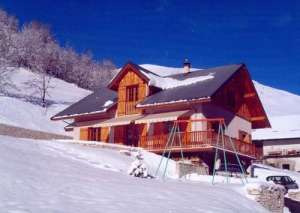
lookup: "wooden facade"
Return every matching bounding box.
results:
[114,67,147,116]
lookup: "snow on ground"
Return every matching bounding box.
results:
[0,97,72,136]
[0,135,271,213]
[4,68,91,103]
[0,68,91,135]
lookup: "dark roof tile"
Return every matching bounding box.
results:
[51,87,117,120]
[138,63,244,107]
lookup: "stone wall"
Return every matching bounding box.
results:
[0,124,72,140]
[288,190,300,201]
[246,183,285,213]
[176,162,209,178]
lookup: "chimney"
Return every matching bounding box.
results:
[183,59,191,73]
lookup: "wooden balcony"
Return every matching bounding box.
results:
[139,130,255,158]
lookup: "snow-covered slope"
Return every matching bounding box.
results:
[0,135,271,213]
[0,68,91,135]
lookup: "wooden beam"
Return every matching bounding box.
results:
[251,116,266,121]
[244,93,256,98]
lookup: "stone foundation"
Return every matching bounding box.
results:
[288,190,300,201]
[176,162,209,178]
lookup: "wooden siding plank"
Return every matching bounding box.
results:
[101,127,109,142]
[80,128,88,140]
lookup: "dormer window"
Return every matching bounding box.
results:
[127,85,139,102]
[125,85,139,114]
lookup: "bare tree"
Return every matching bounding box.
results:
[0,58,13,92]
[26,69,54,108]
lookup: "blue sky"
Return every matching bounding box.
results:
[1,0,300,95]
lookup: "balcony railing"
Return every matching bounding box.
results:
[139,130,255,158]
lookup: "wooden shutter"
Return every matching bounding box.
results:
[154,122,163,135]
[80,128,88,140]
[118,86,126,116]
[139,123,147,136]
[136,84,146,114]
[101,127,109,142]
[138,84,146,101]
[114,126,124,145]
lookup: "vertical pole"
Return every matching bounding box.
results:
[220,124,229,183]
[162,124,177,181]
[222,121,248,183]
[177,124,187,181]
[155,125,175,179]
[212,120,221,185]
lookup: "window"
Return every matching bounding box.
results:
[125,85,139,114]
[88,127,101,142]
[282,164,290,170]
[207,121,219,132]
[239,130,251,143]
[127,85,139,102]
[163,121,174,134]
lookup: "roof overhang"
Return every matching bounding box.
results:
[135,110,191,124]
[107,62,150,91]
[136,98,211,109]
[51,111,108,121]
[94,114,144,127]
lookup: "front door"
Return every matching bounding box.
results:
[125,124,138,147]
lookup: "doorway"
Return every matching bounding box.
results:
[282,164,290,170]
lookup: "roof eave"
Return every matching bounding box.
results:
[107,61,151,91]
[136,98,211,109]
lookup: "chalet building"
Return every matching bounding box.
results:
[253,115,300,171]
[51,60,270,173]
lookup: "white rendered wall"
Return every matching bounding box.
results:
[202,102,252,138]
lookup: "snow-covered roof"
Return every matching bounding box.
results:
[137,63,243,107]
[252,114,300,140]
[141,70,214,90]
[139,64,200,77]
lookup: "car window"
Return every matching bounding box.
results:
[274,177,281,181]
